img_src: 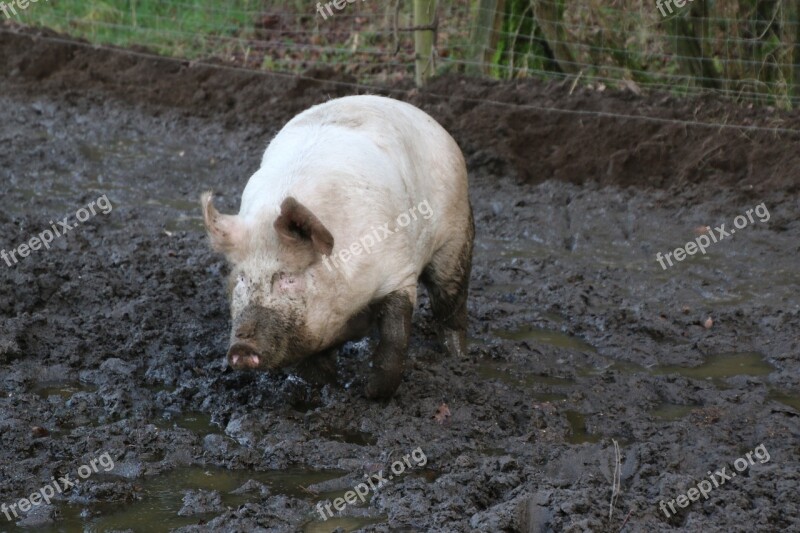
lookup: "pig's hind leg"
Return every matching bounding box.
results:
[365,288,414,399]
[421,209,474,358]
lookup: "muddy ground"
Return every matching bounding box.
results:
[0,28,799,533]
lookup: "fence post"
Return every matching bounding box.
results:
[414,0,435,86]
[794,0,800,99]
[533,0,579,75]
[468,0,504,76]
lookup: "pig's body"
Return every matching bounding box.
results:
[202,95,473,398]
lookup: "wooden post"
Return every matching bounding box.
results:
[468,0,501,75]
[793,0,799,99]
[414,0,436,86]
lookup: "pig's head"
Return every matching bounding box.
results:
[201,192,334,371]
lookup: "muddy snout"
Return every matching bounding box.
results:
[225,304,298,371]
[227,341,262,370]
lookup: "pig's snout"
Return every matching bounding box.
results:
[227,342,261,370]
[226,303,300,371]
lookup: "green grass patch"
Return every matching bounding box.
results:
[13,0,261,59]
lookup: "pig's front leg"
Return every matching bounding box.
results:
[365,289,414,399]
[295,348,338,386]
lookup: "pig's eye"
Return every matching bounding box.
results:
[272,271,303,294]
[271,271,292,287]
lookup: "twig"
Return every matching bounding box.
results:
[608,438,621,519]
[569,70,583,95]
[297,484,318,497]
[618,508,633,532]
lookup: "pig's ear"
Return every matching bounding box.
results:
[201,191,247,261]
[274,197,334,257]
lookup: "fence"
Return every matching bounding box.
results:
[3,0,799,108]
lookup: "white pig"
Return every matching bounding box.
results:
[202,95,473,398]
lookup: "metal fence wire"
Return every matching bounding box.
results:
[3,0,799,108]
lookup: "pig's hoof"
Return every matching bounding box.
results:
[365,372,401,400]
[441,328,467,358]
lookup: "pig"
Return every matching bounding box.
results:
[201,95,473,399]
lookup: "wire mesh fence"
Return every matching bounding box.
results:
[2,0,799,108]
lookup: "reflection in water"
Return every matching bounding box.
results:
[564,410,602,444]
[493,327,595,352]
[648,402,697,421]
[18,467,345,533]
[651,352,773,384]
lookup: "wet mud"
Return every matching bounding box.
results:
[0,28,799,532]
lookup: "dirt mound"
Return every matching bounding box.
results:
[2,26,798,193]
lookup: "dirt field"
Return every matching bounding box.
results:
[1,28,799,533]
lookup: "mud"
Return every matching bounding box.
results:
[1,28,799,532]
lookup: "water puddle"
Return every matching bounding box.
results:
[493,327,595,352]
[577,360,647,377]
[303,515,387,532]
[564,410,602,444]
[320,427,377,446]
[530,392,570,402]
[648,402,697,421]
[768,389,800,411]
[477,359,575,392]
[310,467,436,511]
[579,352,773,386]
[165,214,205,233]
[651,352,773,384]
[33,381,95,400]
[156,412,219,435]
[11,136,213,231]
[26,466,345,533]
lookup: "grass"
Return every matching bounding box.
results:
[13,0,261,59]
[6,0,799,105]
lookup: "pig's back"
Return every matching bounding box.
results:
[239,95,469,280]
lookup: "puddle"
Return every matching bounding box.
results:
[564,410,602,444]
[651,352,773,384]
[10,135,215,231]
[320,427,377,446]
[648,402,697,421]
[477,359,575,391]
[21,466,346,533]
[33,381,95,400]
[311,466,439,514]
[156,412,219,435]
[768,389,800,411]
[303,515,387,532]
[577,360,647,377]
[164,214,205,232]
[579,352,773,386]
[493,327,596,352]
